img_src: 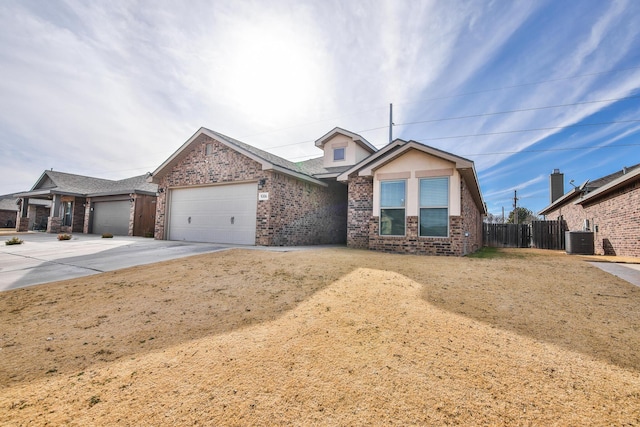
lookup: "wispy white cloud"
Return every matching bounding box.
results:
[0,0,638,220]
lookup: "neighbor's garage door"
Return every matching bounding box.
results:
[93,200,130,236]
[167,183,257,245]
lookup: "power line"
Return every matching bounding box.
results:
[395,65,640,105]
[265,95,640,151]
[461,142,640,157]
[287,141,640,162]
[395,95,640,127]
[259,66,640,150]
[414,119,640,142]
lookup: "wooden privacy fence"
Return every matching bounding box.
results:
[483,223,531,248]
[530,220,567,250]
[483,220,567,249]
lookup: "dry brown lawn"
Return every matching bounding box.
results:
[1,247,639,426]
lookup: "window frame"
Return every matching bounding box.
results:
[333,147,345,161]
[419,177,449,238]
[379,179,406,236]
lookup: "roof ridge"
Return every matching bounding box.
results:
[590,162,640,187]
[202,127,317,177]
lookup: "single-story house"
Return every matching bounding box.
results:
[539,164,640,257]
[0,195,19,228]
[149,127,486,256]
[14,170,158,236]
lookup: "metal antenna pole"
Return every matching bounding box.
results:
[389,103,393,144]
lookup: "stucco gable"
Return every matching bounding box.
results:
[338,140,485,214]
[314,127,377,153]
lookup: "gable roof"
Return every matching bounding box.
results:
[314,127,377,153]
[538,163,640,215]
[337,139,486,214]
[15,171,157,199]
[149,127,328,187]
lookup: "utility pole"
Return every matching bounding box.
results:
[513,190,519,224]
[389,103,393,144]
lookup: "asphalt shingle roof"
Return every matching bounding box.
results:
[26,171,158,196]
[204,128,333,178]
[0,197,18,211]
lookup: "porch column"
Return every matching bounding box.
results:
[47,195,62,233]
[16,198,30,232]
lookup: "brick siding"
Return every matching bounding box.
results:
[0,210,17,228]
[58,196,85,234]
[460,178,483,254]
[347,175,483,256]
[258,173,347,245]
[155,134,346,245]
[545,176,639,257]
[154,134,268,240]
[346,176,373,249]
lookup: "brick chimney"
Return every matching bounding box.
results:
[550,169,564,203]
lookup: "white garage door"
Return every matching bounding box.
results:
[168,183,257,245]
[93,200,130,236]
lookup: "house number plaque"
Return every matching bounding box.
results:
[258,192,269,201]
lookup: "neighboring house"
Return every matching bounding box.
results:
[14,171,157,236]
[538,164,640,257]
[0,195,19,228]
[149,127,486,255]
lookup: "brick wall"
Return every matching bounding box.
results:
[346,176,373,249]
[545,177,639,257]
[155,134,347,246]
[353,176,483,256]
[59,196,85,234]
[0,210,17,228]
[368,216,462,256]
[581,178,639,257]
[460,178,483,255]
[259,173,347,246]
[154,134,268,240]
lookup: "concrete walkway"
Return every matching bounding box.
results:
[589,262,640,287]
[0,232,342,291]
[0,233,231,291]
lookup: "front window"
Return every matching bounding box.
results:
[380,180,405,236]
[333,147,345,161]
[420,177,449,237]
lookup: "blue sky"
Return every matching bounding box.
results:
[1,0,639,217]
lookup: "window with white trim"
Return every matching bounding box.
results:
[419,177,449,237]
[333,147,345,161]
[380,180,406,236]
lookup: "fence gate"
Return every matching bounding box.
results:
[531,220,567,250]
[483,223,531,248]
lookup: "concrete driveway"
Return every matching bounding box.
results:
[0,233,230,291]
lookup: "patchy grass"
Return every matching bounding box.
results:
[0,248,638,425]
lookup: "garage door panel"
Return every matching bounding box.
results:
[93,201,130,236]
[168,183,257,245]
